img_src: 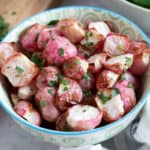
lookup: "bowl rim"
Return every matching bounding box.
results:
[121,0,150,12]
[1,6,150,136]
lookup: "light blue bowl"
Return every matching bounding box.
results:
[1,6,150,147]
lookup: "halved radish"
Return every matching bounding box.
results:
[1,53,39,87]
[104,54,133,74]
[57,18,85,43]
[66,105,102,131]
[103,33,130,56]
[14,100,41,126]
[96,70,119,89]
[95,88,124,122]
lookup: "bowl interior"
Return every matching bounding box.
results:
[1,6,150,134]
[122,0,150,12]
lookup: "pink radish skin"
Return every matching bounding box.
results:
[35,66,59,89]
[120,72,139,89]
[43,35,77,65]
[95,88,124,122]
[0,42,19,67]
[63,56,89,80]
[14,100,41,126]
[35,86,60,122]
[37,27,59,50]
[115,80,136,113]
[20,24,45,52]
[56,77,83,111]
[66,105,103,131]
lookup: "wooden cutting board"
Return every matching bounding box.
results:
[0,0,60,29]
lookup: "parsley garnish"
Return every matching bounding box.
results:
[84,42,94,47]
[85,31,93,40]
[98,89,119,104]
[117,44,124,51]
[0,16,9,41]
[63,87,68,91]
[120,74,125,80]
[98,92,111,104]
[31,54,45,68]
[83,90,93,97]
[76,60,81,65]
[39,100,47,107]
[83,74,90,81]
[48,89,53,95]
[128,82,133,88]
[60,78,70,86]
[47,20,59,26]
[58,48,64,56]
[57,73,63,81]
[111,89,119,97]
[125,57,132,68]
[48,81,58,87]
[15,66,24,74]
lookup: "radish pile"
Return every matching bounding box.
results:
[0,18,150,131]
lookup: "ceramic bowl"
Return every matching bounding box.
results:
[100,0,150,34]
[1,6,150,147]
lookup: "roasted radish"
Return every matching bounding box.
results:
[57,18,85,43]
[56,77,83,111]
[115,80,136,113]
[1,53,39,87]
[63,56,89,80]
[104,54,133,74]
[88,53,107,73]
[95,88,124,122]
[66,105,103,131]
[35,86,60,122]
[96,70,119,89]
[14,100,41,126]
[43,35,77,65]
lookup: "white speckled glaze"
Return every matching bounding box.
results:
[0,6,150,147]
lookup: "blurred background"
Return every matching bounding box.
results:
[0,0,149,150]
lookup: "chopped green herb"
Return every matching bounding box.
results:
[76,60,81,65]
[117,44,125,51]
[98,92,111,104]
[47,20,59,26]
[48,81,58,87]
[85,31,93,40]
[57,73,63,81]
[31,54,45,68]
[83,74,90,81]
[0,16,9,41]
[128,82,133,88]
[111,89,119,97]
[58,48,64,56]
[120,74,125,80]
[15,66,24,74]
[84,42,94,47]
[39,100,47,107]
[60,78,70,86]
[83,90,93,97]
[48,89,53,95]
[125,57,132,68]
[63,86,68,91]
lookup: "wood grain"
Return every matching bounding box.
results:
[0,0,59,29]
